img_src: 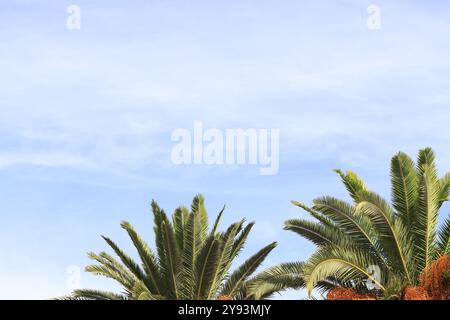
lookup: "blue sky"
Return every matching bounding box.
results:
[0,0,450,299]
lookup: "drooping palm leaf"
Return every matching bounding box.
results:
[312,196,388,269]
[247,262,305,299]
[436,218,450,256]
[101,235,148,285]
[220,242,277,298]
[70,289,128,300]
[303,246,387,295]
[284,218,351,247]
[85,251,135,290]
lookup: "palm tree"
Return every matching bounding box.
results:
[65,195,277,300]
[254,148,450,299]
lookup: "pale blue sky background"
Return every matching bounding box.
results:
[1,0,450,299]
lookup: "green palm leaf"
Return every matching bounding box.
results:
[438,172,450,206]
[191,195,209,242]
[356,191,414,281]
[207,222,241,299]
[85,252,135,290]
[195,234,222,299]
[220,242,277,298]
[415,164,439,274]
[172,207,186,251]
[70,289,128,300]
[179,212,199,299]
[230,221,254,261]
[120,221,163,295]
[436,217,450,256]
[303,246,387,296]
[247,262,305,299]
[390,152,418,228]
[160,221,181,299]
[312,197,388,268]
[101,235,148,284]
[284,218,351,247]
[334,169,368,202]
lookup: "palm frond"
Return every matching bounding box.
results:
[195,235,222,299]
[436,217,450,256]
[438,172,450,206]
[132,280,166,300]
[70,289,128,300]
[101,236,148,283]
[85,251,136,290]
[179,212,198,299]
[284,218,351,247]
[390,152,418,227]
[151,200,170,272]
[303,246,387,296]
[191,194,209,242]
[220,242,277,298]
[230,221,254,260]
[120,221,163,295]
[415,164,439,274]
[172,207,185,251]
[207,222,240,299]
[312,197,387,267]
[160,221,181,299]
[356,191,414,281]
[417,147,436,175]
[334,169,368,202]
[247,262,304,299]
[291,201,337,228]
[211,205,226,235]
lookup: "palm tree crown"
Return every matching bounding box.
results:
[66,195,277,300]
[270,148,450,299]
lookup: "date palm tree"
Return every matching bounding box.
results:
[65,195,277,300]
[252,148,450,299]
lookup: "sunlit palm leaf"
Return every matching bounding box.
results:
[415,164,439,275]
[390,152,418,228]
[334,169,368,202]
[85,251,135,290]
[303,246,387,296]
